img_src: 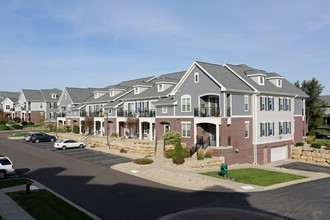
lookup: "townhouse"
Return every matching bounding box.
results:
[14,89,62,124]
[54,60,307,165]
[0,91,20,119]
[321,95,330,126]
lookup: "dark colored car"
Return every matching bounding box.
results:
[315,131,330,139]
[31,133,56,143]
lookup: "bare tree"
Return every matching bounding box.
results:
[84,116,94,134]
[126,114,139,137]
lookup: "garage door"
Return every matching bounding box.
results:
[271,146,287,162]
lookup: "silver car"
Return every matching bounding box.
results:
[0,156,15,179]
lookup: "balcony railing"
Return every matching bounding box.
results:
[117,110,155,117]
[194,107,220,117]
[56,112,66,117]
[10,108,15,111]
[21,107,26,111]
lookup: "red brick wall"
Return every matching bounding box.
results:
[256,140,293,165]
[213,117,254,164]
[294,116,307,143]
[155,118,195,147]
[66,118,80,130]
[30,111,45,123]
[105,118,116,136]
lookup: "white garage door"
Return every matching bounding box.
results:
[271,146,287,162]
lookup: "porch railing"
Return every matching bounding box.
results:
[117,110,155,117]
[194,107,220,117]
[56,112,66,117]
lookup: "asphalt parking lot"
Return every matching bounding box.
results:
[16,139,133,167]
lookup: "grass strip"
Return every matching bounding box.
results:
[200,168,307,186]
[0,179,31,189]
[7,189,93,220]
[11,132,30,137]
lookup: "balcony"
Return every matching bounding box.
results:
[56,112,66,117]
[117,110,155,117]
[194,107,220,117]
[21,107,26,111]
[10,108,15,111]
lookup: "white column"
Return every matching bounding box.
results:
[116,121,119,135]
[194,122,197,145]
[100,122,103,136]
[139,121,142,140]
[216,123,220,147]
[149,122,153,141]
[79,122,82,134]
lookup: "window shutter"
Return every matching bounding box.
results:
[272,98,274,111]
[279,98,281,111]
[284,122,287,134]
[273,122,275,135]
[260,123,262,137]
[268,122,270,136]
[279,122,281,134]
[266,98,269,111]
[260,97,262,111]
[289,99,291,111]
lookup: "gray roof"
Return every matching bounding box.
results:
[40,89,62,102]
[71,103,85,110]
[65,87,98,104]
[153,96,177,106]
[0,91,20,103]
[320,95,330,106]
[104,100,123,109]
[225,64,308,97]
[196,61,254,93]
[122,71,185,101]
[22,89,44,102]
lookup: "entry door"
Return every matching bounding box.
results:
[209,125,216,146]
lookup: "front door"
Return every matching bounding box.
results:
[209,125,216,146]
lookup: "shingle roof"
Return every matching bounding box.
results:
[196,61,254,93]
[22,89,44,102]
[0,91,20,103]
[65,87,98,104]
[104,100,123,108]
[40,89,62,102]
[153,96,177,106]
[320,95,330,106]
[225,64,308,97]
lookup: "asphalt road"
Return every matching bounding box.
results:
[1,137,330,220]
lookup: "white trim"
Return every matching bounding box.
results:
[224,64,258,92]
[245,121,250,138]
[259,76,265,86]
[181,94,191,112]
[162,106,167,113]
[230,115,253,118]
[194,72,199,83]
[180,121,192,124]
[245,73,267,77]
[157,84,164,92]
[244,95,249,112]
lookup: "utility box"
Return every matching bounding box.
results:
[220,163,228,176]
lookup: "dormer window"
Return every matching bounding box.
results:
[259,76,264,85]
[94,93,98,98]
[194,72,199,83]
[52,94,57,99]
[277,79,282,87]
[109,91,114,97]
[158,84,163,92]
[134,87,139,94]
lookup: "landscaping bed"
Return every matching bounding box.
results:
[200,168,307,186]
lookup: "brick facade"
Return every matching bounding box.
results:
[294,116,307,143]
[256,140,293,165]
[30,111,45,123]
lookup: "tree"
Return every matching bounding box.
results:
[0,108,8,124]
[84,116,94,134]
[295,78,327,130]
[126,115,139,137]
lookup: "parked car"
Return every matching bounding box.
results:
[315,131,330,139]
[24,133,35,142]
[54,139,85,150]
[0,156,15,179]
[31,133,56,143]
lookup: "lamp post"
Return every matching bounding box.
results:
[105,112,110,149]
[55,112,58,139]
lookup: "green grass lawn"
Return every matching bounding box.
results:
[0,124,9,131]
[0,179,31,189]
[314,139,330,146]
[7,189,93,220]
[24,124,43,128]
[7,121,16,125]
[200,168,307,186]
[11,132,30,137]
[316,129,330,135]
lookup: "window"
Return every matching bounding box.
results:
[259,76,264,85]
[134,87,139,94]
[108,109,112,114]
[279,98,284,111]
[268,122,274,136]
[40,103,43,108]
[245,122,249,138]
[260,123,266,137]
[268,97,274,111]
[157,84,163,92]
[67,105,71,114]
[286,121,291,134]
[181,122,191,138]
[279,122,284,135]
[5,105,10,110]
[109,91,114,97]
[94,93,98,98]
[260,97,265,111]
[244,96,249,111]
[285,98,291,111]
[277,79,282,87]
[181,95,191,112]
[194,72,199,83]
[52,94,57,99]
[164,124,170,133]
[162,106,167,113]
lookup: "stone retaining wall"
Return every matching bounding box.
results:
[292,146,330,165]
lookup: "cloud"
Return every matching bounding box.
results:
[308,15,330,31]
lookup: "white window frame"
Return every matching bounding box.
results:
[261,122,266,137]
[109,91,114,97]
[162,106,167,113]
[279,98,284,111]
[245,121,249,138]
[52,94,57,99]
[164,124,170,133]
[194,72,199,83]
[279,121,284,135]
[157,84,163,92]
[286,121,291,134]
[134,87,139,94]
[244,95,249,112]
[259,76,265,85]
[108,109,112,114]
[268,122,274,136]
[261,97,265,111]
[181,95,191,112]
[5,105,10,110]
[94,93,98,98]
[181,122,191,138]
[277,79,282,87]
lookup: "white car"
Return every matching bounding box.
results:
[54,139,85,150]
[0,156,15,179]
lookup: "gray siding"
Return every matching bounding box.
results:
[294,98,303,115]
[156,106,174,117]
[58,91,73,116]
[232,94,251,116]
[175,66,222,116]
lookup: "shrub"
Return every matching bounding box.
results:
[28,122,34,125]
[197,155,204,160]
[306,136,315,144]
[204,148,213,158]
[12,124,23,129]
[311,142,321,149]
[120,148,127,153]
[165,149,174,158]
[57,125,71,133]
[309,128,316,137]
[134,158,153,165]
[172,141,185,164]
[183,148,191,158]
[13,117,21,123]
[72,125,79,134]
[7,121,16,125]
[163,130,180,145]
[110,132,117,138]
[21,121,28,126]
[0,124,9,130]
[325,144,330,150]
[295,142,304,146]
[197,148,205,160]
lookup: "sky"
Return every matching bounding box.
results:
[1,0,330,94]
